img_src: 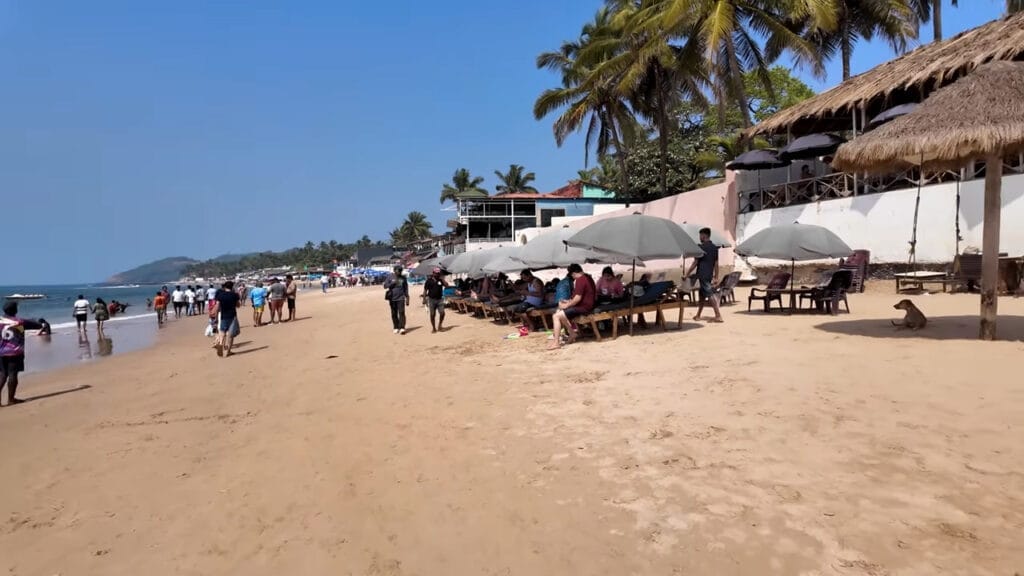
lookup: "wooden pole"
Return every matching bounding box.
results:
[980,153,1002,340]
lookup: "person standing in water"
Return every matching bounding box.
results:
[284,274,298,322]
[153,290,167,326]
[384,265,410,334]
[73,294,90,332]
[0,302,44,406]
[93,297,110,334]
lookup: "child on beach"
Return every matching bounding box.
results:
[1,301,45,406]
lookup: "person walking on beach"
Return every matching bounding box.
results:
[548,264,595,351]
[153,290,167,326]
[686,227,723,323]
[249,281,267,327]
[185,286,196,316]
[171,286,185,319]
[267,278,286,324]
[320,274,329,294]
[73,294,90,332]
[93,297,110,334]
[0,301,44,406]
[423,268,448,333]
[206,285,217,310]
[285,274,298,322]
[212,281,241,357]
[384,265,410,334]
[195,285,206,315]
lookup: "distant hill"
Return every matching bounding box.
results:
[105,257,198,284]
[209,252,257,263]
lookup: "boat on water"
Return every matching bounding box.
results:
[4,293,46,301]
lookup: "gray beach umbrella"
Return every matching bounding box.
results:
[438,253,461,269]
[735,222,852,288]
[778,133,846,160]
[566,213,704,335]
[481,249,527,275]
[409,257,446,277]
[868,102,919,128]
[453,246,520,278]
[726,149,790,194]
[517,226,606,269]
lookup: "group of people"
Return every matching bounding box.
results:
[391,227,724,347]
[246,275,297,327]
[72,294,130,333]
[167,285,217,319]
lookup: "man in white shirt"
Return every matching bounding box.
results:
[171,286,185,319]
[73,295,90,332]
[185,287,196,316]
[206,285,217,306]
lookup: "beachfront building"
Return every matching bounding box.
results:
[733,12,1024,266]
[455,181,624,251]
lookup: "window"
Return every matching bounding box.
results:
[540,208,566,227]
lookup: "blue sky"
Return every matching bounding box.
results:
[0,0,1006,284]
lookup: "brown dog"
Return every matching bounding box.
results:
[892,299,927,330]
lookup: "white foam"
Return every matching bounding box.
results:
[46,312,154,331]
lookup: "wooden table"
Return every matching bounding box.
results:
[768,288,815,312]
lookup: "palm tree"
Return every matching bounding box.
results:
[646,0,837,128]
[401,211,433,240]
[439,168,488,204]
[534,7,638,195]
[796,0,919,80]
[493,164,539,194]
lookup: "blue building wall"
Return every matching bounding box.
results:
[536,199,600,217]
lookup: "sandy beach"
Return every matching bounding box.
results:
[2,284,1023,575]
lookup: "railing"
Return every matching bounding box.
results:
[740,153,1024,213]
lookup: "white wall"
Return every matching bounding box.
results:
[736,173,1024,264]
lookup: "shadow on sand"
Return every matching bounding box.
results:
[815,315,1024,342]
[23,384,93,403]
[230,346,269,356]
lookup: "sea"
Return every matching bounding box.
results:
[1,283,170,374]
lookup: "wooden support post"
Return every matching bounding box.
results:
[980,153,1002,340]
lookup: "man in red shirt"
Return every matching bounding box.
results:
[548,263,595,350]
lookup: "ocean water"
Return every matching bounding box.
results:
[1,284,179,374]
[1,284,169,328]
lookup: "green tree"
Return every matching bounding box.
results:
[401,211,433,240]
[648,0,836,128]
[493,164,539,194]
[357,235,372,248]
[440,168,488,204]
[534,7,638,195]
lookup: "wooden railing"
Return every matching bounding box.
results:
[740,153,1024,213]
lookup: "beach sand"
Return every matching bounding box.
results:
[2,284,1023,574]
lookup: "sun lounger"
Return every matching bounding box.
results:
[576,282,679,341]
[895,253,984,293]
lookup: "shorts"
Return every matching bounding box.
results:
[270,299,284,311]
[699,279,715,299]
[428,298,445,315]
[513,302,535,314]
[0,354,25,375]
[252,303,265,312]
[287,297,296,311]
[218,316,240,336]
[75,313,87,323]
[563,307,590,319]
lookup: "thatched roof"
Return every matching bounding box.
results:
[749,12,1024,136]
[832,61,1024,173]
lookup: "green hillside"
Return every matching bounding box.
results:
[105,257,198,284]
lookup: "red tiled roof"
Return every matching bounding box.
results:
[492,191,545,199]
[544,181,583,198]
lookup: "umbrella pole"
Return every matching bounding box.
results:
[629,259,636,336]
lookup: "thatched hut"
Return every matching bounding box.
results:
[833,61,1024,340]
[748,12,1024,137]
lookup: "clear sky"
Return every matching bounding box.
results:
[0,0,1006,284]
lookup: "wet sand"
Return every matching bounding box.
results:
[1,284,1023,574]
[25,313,161,374]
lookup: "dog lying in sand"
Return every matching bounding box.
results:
[892,299,927,330]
